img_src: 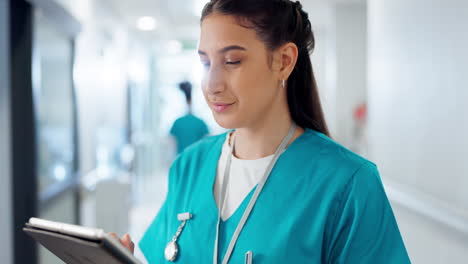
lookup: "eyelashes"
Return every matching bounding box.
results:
[200,60,241,69]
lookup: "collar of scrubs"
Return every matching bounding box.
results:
[213,123,297,264]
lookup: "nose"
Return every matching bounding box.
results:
[203,66,225,96]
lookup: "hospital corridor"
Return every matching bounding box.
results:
[1,0,467,263]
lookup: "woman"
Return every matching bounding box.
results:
[116,0,411,263]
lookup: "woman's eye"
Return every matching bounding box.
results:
[201,61,211,68]
[226,61,241,65]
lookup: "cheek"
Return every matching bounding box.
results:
[235,66,275,105]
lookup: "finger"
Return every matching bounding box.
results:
[109,232,127,248]
[108,232,119,240]
[122,234,131,245]
[122,234,134,253]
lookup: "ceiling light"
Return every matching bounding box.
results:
[137,16,157,31]
[167,40,183,54]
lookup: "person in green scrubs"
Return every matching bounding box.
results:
[116,0,411,263]
[170,81,209,153]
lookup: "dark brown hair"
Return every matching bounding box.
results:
[201,0,330,136]
[179,81,192,103]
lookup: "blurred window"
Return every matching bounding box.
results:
[34,10,76,193]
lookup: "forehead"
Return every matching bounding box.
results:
[199,13,265,53]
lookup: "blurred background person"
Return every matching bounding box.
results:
[170,80,209,154]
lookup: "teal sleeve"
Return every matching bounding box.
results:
[326,163,411,264]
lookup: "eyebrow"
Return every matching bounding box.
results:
[198,45,247,56]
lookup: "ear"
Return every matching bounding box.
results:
[271,42,299,81]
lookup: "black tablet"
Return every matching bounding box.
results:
[23,217,141,264]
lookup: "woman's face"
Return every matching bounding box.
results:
[198,13,284,129]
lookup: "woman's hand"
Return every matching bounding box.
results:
[108,232,135,254]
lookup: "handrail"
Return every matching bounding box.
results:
[385,181,468,239]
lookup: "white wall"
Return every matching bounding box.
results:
[302,2,338,137]
[304,1,368,146]
[368,0,468,262]
[0,0,13,263]
[312,26,335,132]
[334,3,367,148]
[368,0,468,214]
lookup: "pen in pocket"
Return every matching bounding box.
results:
[244,251,253,264]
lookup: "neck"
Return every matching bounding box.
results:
[187,102,192,114]
[232,103,304,160]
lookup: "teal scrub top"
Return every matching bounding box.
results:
[140,129,411,263]
[170,114,209,153]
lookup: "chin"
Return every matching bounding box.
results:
[212,112,243,129]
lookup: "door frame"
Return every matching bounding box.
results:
[9,0,82,263]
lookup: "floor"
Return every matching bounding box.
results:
[130,168,169,264]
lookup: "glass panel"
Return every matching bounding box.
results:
[34,10,75,194]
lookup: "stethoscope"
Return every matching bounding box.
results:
[164,123,297,264]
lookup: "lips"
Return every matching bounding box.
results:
[211,102,234,113]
